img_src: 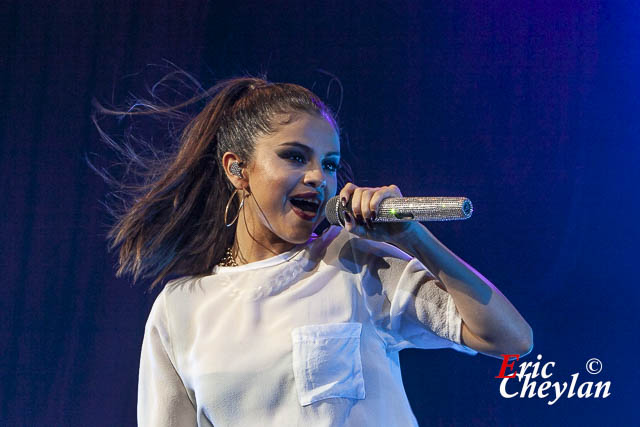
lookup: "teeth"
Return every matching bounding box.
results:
[291,197,319,206]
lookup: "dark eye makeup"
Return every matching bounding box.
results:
[278,150,339,172]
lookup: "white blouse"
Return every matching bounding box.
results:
[137,226,477,427]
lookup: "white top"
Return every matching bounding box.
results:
[138,226,477,427]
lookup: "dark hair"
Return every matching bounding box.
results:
[93,73,353,290]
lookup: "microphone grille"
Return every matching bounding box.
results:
[324,196,344,226]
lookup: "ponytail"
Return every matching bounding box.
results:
[93,72,349,290]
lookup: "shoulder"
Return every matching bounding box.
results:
[152,275,216,324]
[161,274,219,303]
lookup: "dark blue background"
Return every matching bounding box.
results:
[2,1,638,425]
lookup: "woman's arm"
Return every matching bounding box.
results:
[338,183,533,358]
[138,291,197,426]
[386,222,533,358]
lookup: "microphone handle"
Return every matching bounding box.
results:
[363,197,472,222]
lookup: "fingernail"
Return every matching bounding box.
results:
[370,212,376,221]
[366,218,374,229]
[356,215,365,226]
[341,197,347,208]
[344,212,352,223]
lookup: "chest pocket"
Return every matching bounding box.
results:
[291,322,366,406]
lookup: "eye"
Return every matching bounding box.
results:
[280,150,306,164]
[323,160,339,172]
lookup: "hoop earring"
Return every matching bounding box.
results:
[224,189,245,227]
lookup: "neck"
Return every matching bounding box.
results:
[232,210,297,265]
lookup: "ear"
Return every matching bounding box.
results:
[222,151,249,191]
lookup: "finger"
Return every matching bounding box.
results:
[370,185,403,216]
[339,182,357,208]
[360,189,375,222]
[343,203,364,234]
[362,189,378,230]
[343,206,354,231]
[350,187,364,224]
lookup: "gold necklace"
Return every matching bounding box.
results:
[218,243,307,267]
[218,247,238,267]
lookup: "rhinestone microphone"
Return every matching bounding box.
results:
[324,196,473,226]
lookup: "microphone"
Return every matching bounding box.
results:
[324,196,473,226]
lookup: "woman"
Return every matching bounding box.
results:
[102,76,532,426]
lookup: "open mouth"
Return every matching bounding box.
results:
[289,197,321,219]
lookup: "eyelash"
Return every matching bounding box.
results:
[282,151,339,172]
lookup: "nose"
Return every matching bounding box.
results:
[303,162,327,190]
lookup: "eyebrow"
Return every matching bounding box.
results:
[277,141,340,157]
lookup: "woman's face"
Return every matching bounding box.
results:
[242,112,340,246]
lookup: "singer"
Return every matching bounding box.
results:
[100,75,533,426]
